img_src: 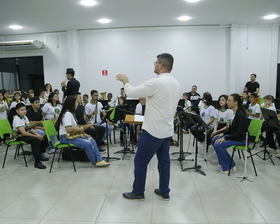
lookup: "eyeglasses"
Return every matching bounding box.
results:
[154,61,160,66]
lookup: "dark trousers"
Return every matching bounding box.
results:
[266,126,280,149]
[84,125,105,148]
[17,136,44,160]
[119,123,134,143]
[132,130,171,197]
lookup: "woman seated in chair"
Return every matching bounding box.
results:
[55,96,110,167]
[13,103,49,169]
[212,93,247,174]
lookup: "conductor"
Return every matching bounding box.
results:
[116,53,181,201]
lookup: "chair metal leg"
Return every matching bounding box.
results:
[69,147,76,172]
[237,149,241,159]
[2,146,9,168]
[49,148,57,173]
[20,144,28,167]
[248,150,257,176]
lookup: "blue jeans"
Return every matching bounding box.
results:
[98,122,113,141]
[60,135,103,165]
[212,135,246,171]
[132,130,171,197]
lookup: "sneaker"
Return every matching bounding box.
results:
[154,189,170,201]
[172,141,179,147]
[34,162,46,169]
[182,129,187,134]
[123,192,145,201]
[267,148,278,154]
[217,164,221,168]
[42,153,51,159]
[221,166,236,174]
[48,148,56,154]
[99,149,106,154]
[96,160,110,167]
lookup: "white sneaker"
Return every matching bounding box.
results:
[221,166,236,174]
[42,153,51,158]
[267,148,278,154]
[48,148,56,154]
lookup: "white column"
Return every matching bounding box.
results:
[268,24,279,96]
[228,24,238,94]
[66,29,81,81]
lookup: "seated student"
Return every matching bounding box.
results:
[3,90,12,107]
[212,93,247,174]
[38,89,47,104]
[242,91,250,109]
[246,93,260,125]
[190,93,215,144]
[211,94,233,138]
[85,90,113,144]
[0,91,9,143]
[42,92,62,153]
[10,91,25,109]
[107,93,117,108]
[13,103,49,169]
[53,89,63,104]
[182,92,192,133]
[26,97,50,159]
[72,92,106,152]
[82,94,89,106]
[55,96,109,167]
[25,89,35,106]
[118,96,134,146]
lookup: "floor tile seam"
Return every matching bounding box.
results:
[0,191,23,213]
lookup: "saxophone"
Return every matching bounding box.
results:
[12,121,43,138]
[66,123,93,139]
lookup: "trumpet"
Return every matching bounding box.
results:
[66,123,93,139]
[12,121,43,139]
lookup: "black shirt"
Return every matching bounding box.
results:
[26,107,43,121]
[62,78,80,97]
[75,105,86,125]
[245,81,260,93]
[188,92,201,105]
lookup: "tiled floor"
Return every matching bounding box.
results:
[0,132,280,224]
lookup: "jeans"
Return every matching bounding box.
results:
[132,130,171,197]
[60,135,103,165]
[98,122,113,141]
[212,135,246,171]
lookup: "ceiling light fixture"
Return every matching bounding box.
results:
[186,0,200,2]
[80,0,97,6]
[178,16,191,21]
[263,14,278,20]
[98,18,111,24]
[9,25,22,29]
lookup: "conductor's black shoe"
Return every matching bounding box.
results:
[154,189,170,201]
[39,157,49,161]
[34,162,46,169]
[123,192,145,201]
[99,148,106,153]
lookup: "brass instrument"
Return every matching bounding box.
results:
[12,121,43,138]
[66,123,93,139]
[99,92,107,100]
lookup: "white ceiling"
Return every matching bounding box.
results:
[1,0,280,36]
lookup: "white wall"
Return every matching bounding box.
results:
[0,25,279,100]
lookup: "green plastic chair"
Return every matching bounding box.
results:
[0,119,28,168]
[228,119,264,176]
[42,120,77,173]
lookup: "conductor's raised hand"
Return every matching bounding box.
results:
[116,74,129,85]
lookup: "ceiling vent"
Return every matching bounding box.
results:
[0,40,45,50]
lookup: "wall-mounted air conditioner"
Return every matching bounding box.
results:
[0,40,45,50]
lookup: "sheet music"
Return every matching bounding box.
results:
[134,115,144,122]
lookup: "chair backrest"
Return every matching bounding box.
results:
[42,120,58,142]
[248,119,263,142]
[0,119,13,138]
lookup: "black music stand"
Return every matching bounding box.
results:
[249,108,277,165]
[113,106,135,160]
[182,113,207,176]
[100,108,120,162]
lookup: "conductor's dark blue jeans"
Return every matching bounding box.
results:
[132,130,171,197]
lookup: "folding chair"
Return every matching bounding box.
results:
[0,119,28,168]
[42,120,77,172]
[228,119,264,177]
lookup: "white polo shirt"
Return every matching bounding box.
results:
[125,73,181,139]
[12,115,29,131]
[214,109,234,123]
[85,101,103,124]
[248,103,260,120]
[59,111,78,135]
[42,103,62,120]
[10,101,25,110]
[0,101,8,119]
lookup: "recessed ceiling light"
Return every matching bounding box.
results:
[263,14,278,20]
[186,0,200,2]
[98,18,111,24]
[9,25,22,29]
[178,16,191,21]
[80,0,97,6]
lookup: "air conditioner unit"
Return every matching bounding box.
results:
[0,40,45,50]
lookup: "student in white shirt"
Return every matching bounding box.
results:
[246,93,260,125]
[116,53,181,200]
[12,103,48,169]
[85,90,113,144]
[25,89,35,106]
[55,96,109,167]
[0,91,9,143]
[9,92,25,110]
[44,83,52,99]
[39,89,47,104]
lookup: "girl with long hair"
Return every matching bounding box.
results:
[10,91,25,109]
[55,96,109,167]
[44,83,53,99]
[212,93,247,174]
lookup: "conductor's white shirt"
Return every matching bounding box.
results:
[124,73,181,139]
